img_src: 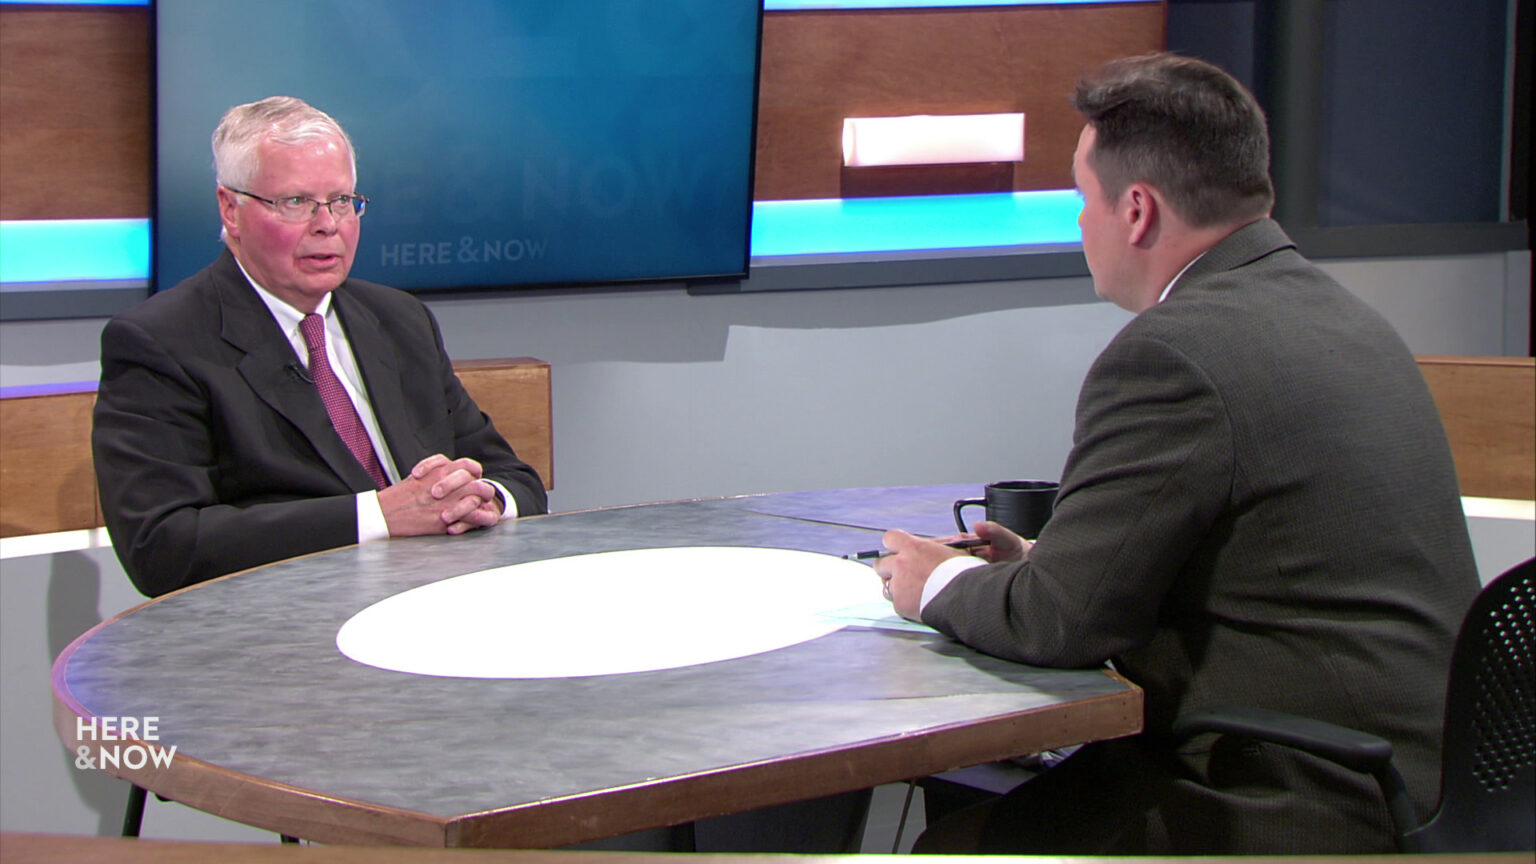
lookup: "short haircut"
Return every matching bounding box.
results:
[1072,53,1274,227]
[211,96,357,191]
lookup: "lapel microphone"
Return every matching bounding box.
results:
[285,363,314,385]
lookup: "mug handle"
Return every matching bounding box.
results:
[953,498,985,534]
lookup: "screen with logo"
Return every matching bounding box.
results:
[154,0,762,294]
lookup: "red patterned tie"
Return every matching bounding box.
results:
[299,313,389,489]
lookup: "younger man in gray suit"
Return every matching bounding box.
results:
[876,54,1478,854]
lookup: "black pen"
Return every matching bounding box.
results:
[842,537,989,561]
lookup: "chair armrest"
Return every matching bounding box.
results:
[1171,705,1394,774]
[1172,705,1419,845]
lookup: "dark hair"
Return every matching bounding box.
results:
[1071,53,1274,227]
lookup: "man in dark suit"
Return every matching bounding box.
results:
[94,96,547,598]
[876,54,1479,853]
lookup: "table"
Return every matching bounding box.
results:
[52,485,1142,847]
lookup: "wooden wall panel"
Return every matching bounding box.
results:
[1,5,1163,217]
[0,6,150,220]
[755,5,1167,200]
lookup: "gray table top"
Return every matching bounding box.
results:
[53,485,1141,847]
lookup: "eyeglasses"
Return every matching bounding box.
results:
[226,187,368,222]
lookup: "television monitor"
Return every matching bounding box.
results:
[153,0,763,294]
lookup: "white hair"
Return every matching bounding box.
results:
[211,96,357,190]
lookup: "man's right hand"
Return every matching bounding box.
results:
[970,520,1031,563]
[379,454,499,537]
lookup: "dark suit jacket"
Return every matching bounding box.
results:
[93,249,548,597]
[923,220,1479,852]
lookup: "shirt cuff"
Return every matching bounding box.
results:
[356,491,390,544]
[920,555,988,613]
[485,479,518,520]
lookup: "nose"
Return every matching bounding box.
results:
[310,202,340,232]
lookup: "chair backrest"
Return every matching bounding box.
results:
[1415,355,1535,500]
[0,386,101,537]
[1406,557,1536,852]
[0,358,552,539]
[452,357,553,491]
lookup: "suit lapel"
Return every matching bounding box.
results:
[332,288,420,473]
[214,253,377,490]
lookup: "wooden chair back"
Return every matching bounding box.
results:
[0,358,552,538]
[1417,355,1535,500]
[0,385,101,537]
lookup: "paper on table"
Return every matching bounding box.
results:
[336,546,892,678]
[817,601,937,634]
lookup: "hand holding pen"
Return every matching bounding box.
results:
[858,523,1033,619]
[842,536,989,561]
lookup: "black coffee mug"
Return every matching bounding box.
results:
[953,480,1059,539]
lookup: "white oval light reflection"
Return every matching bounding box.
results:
[336,546,884,678]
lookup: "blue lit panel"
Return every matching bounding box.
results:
[1,0,1137,5]
[0,219,150,283]
[764,0,1153,8]
[752,190,1083,256]
[0,192,1082,283]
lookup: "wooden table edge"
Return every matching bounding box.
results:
[51,662,1139,848]
[447,673,1143,848]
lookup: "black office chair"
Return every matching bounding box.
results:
[1172,557,1535,853]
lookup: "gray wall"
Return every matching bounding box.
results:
[3,251,1529,514]
[1,249,1531,840]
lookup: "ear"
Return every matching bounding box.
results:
[1122,183,1159,247]
[216,186,241,241]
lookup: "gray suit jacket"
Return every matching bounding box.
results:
[94,249,548,597]
[923,220,1479,851]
